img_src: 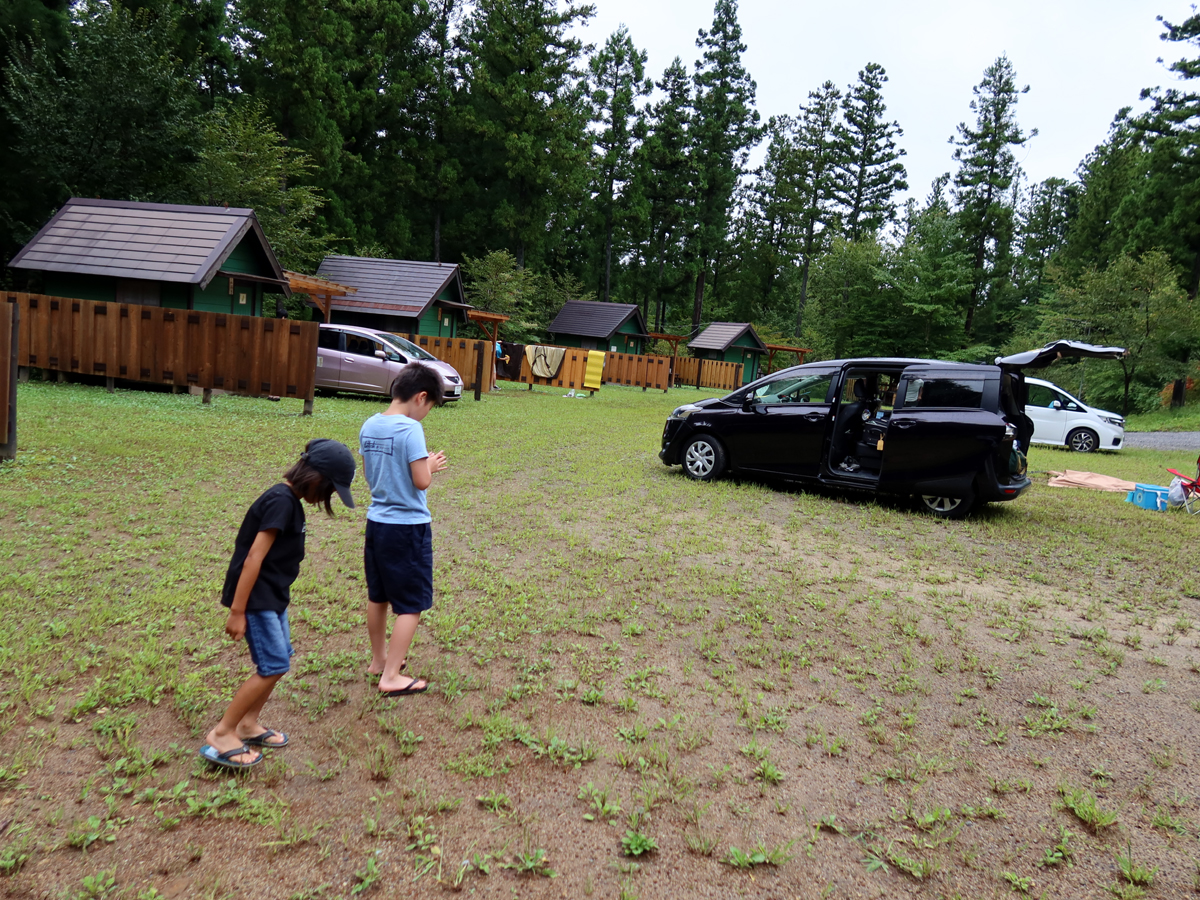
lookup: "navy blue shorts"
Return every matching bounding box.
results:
[365,520,433,616]
[244,609,293,677]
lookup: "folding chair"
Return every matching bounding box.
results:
[1166,454,1200,515]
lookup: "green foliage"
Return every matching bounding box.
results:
[950,54,1035,343]
[187,100,327,273]
[2,1,196,209]
[1033,251,1196,413]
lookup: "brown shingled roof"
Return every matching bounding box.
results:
[316,255,466,317]
[689,322,767,353]
[547,300,647,339]
[8,197,286,292]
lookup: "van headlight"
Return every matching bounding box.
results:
[1100,415,1124,428]
[669,405,702,420]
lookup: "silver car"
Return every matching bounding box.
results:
[316,324,463,401]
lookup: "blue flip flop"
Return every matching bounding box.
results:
[243,729,289,748]
[199,743,262,769]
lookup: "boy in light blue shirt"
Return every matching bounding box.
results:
[359,364,447,696]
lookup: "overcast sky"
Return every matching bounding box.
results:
[576,0,1193,204]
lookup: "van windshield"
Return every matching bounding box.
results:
[377,333,437,361]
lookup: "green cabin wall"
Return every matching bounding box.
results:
[694,333,762,384]
[43,272,116,303]
[417,292,459,337]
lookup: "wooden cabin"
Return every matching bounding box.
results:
[316,256,469,336]
[8,197,291,313]
[689,322,767,385]
[547,300,647,354]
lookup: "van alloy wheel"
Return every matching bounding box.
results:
[1067,428,1098,453]
[919,488,975,519]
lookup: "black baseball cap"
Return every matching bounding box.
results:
[303,439,356,508]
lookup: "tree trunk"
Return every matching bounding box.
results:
[654,240,668,332]
[965,239,986,337]
[433,208,441,264]
[1172,378,1187,409]
[794,260,811,338]
[604,219,613,303]
[692,268,706,332]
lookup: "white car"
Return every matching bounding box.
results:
[1024,377,1124,452]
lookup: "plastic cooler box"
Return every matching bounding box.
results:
[1126,484,1169,511]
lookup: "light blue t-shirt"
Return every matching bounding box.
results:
[359,413,431,524]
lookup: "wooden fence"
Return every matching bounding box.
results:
[670,356,744,391]
[603,352,673,390]
[395,334,494,395]
[10,293,320,410]
[1,298,16,460]
[402,335,746,396]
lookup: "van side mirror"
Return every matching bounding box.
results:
[741,394,756,411]
[1051,400,1062,410]
[375,349,387,360]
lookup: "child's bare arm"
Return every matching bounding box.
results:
[225,529,278,640]
[410,451,448,491]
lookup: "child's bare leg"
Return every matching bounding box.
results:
[378,613,425,693]
[366,601,390,674]
[235,674,287,745]
[207,674,283,762]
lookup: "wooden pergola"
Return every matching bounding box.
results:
[467,309,510,344]
[284,271,357,322]
[764,343,812,373]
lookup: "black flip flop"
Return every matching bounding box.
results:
[381,677,428,697]
[243,728,289,748]
[199,743,262,769]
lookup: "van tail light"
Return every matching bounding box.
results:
[1004,422,1016,440]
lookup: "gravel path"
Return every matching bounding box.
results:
[1123,431,1200,451]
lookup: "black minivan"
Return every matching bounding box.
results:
[658,342,1125,518]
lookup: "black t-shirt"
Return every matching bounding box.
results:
[221,483,307,612]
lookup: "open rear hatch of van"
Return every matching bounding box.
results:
[994,340,1127,455]
[995,340,1126,370]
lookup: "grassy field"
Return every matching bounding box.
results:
[1,379,1199,899]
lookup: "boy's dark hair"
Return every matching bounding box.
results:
[390,362,445,406]
[284,443,336,516]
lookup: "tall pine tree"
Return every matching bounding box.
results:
[834,62,907,241]
[587,26,649,302]
[950,54,1035,341]
[790,81,842,337]
[688,0,759,331]
[629,57,694,332]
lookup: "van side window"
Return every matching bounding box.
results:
[318,330,342,351]
[1026,384,1058,407]
[751,372,835,404]
[905,377,985,409]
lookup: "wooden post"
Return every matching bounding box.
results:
[18,367,29,383]
[202,387,212,405]
[106,376,115,393]
[473,342,484,401]
[303,380,315,416]
[2,302,17,462]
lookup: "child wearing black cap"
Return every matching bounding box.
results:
[199,438,356,769]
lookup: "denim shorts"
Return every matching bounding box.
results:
[364,520,433,616]
[244,609,293,677]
